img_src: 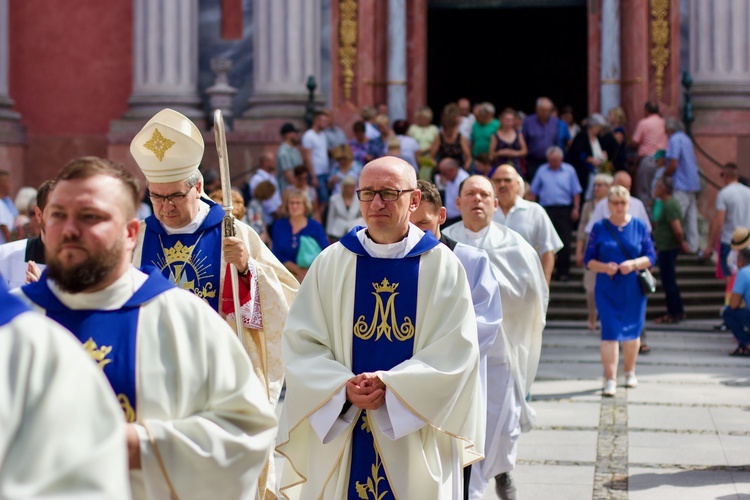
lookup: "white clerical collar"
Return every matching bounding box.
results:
[48,266,149,311]
[357,223,425,259]
[163,199,210,235]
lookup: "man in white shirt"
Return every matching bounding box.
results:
[249,152,283,225]
[492,164,562,285]
[701,162,750,275]
[302,110,331,208]
[439,157,470,227]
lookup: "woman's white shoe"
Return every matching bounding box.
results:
[603,378,617,397]
[625,372,638,388]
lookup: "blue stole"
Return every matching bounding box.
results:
[339,228,440,500]
[0,279,30,327]
[21,268,174,422]
[140,201,224,312]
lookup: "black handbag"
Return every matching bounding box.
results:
[602,221,656,295]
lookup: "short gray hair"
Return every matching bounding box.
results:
[593,173,614,186]
[185,170,202,189]
[480,102,495,116]
[665,117,684,133]
[608,185,630,201]
[546,145,564,159]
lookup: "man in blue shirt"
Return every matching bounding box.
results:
[522,97,561,182]
[665,118,701,252]
[722,227,750,357]
[530,146,582,281]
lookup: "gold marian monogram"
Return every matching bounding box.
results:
[143,127,175,162]
[353,278,414,342]
[82,338,136,422]
[83,337,113,369]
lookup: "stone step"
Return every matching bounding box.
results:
[550,290,726,307]
[547,303,724,321]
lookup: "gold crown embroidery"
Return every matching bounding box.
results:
[143,127,175,162]
[354,278,414,342]
[82,337,113,370]
[163,240,196,265]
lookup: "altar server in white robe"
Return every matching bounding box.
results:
[0,278,129,499]
[443,175,548,500]
[410,179,503,499]
[278,157,483,499]
[14,157,278,500]
[130,109,298,416]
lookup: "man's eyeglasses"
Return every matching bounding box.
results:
[149,186,194,205]
[356,189,415,202]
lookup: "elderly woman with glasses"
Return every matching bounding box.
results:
[584,186,656,397]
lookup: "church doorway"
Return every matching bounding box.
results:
[427,1,589,123]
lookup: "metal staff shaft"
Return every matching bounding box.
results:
[214,110,243,337]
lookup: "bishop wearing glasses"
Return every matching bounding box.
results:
[129,109,299,497]
[278,156,483,498]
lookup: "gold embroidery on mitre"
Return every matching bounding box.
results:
[118,394,136,423]
[353,278,415,342]
[143,127,176,162]
[82,337,113,370]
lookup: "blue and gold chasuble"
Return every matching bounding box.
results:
[140,201,224,311]
[21,268,174,423]
[339,228,440,500]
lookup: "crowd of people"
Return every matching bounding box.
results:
[1,98,749,500]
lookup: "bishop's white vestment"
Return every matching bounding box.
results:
[0,281,129,499]
[15,266,279,499]
[278,225,483,499]
[443,221,548,499]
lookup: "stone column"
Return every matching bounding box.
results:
[124,0,203,119]
[243,0,323,121]
[0,0,19,120]
[387,0,407,122]
[600,0,621,114]
[690,0,750,108]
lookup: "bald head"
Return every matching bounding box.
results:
[362,156,418,188]
[613,171,632,190]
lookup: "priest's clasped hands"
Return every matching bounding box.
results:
[346,373,386,410]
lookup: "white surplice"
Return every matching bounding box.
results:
[0,289,129,499]
[15,267,279,499]
[278,225,483,499]
[443,221,548,498]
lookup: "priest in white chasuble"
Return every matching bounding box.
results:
[14,158,278,499]
[443,175,548,500]
[0,277,130,499]
[278,157,483,499]
[129,109,298,421]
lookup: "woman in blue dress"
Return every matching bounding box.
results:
[584,186,656,397]
[271,191,329,283]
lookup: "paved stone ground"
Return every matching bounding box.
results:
[483,320,750,500]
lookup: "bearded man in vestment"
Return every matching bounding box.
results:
[14,157,278,499]
[278,157,483,499]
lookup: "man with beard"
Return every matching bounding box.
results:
[14,157,278,499]
[443,175,548,500]
[0,277,129,499]
[0,180,53,289]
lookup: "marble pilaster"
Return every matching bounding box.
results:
[242,0,324,123]
[600,0,621,114]
[0,0,19,121]
[387,0,407,122]
[690,0,750,109]
[124,0,203,119]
